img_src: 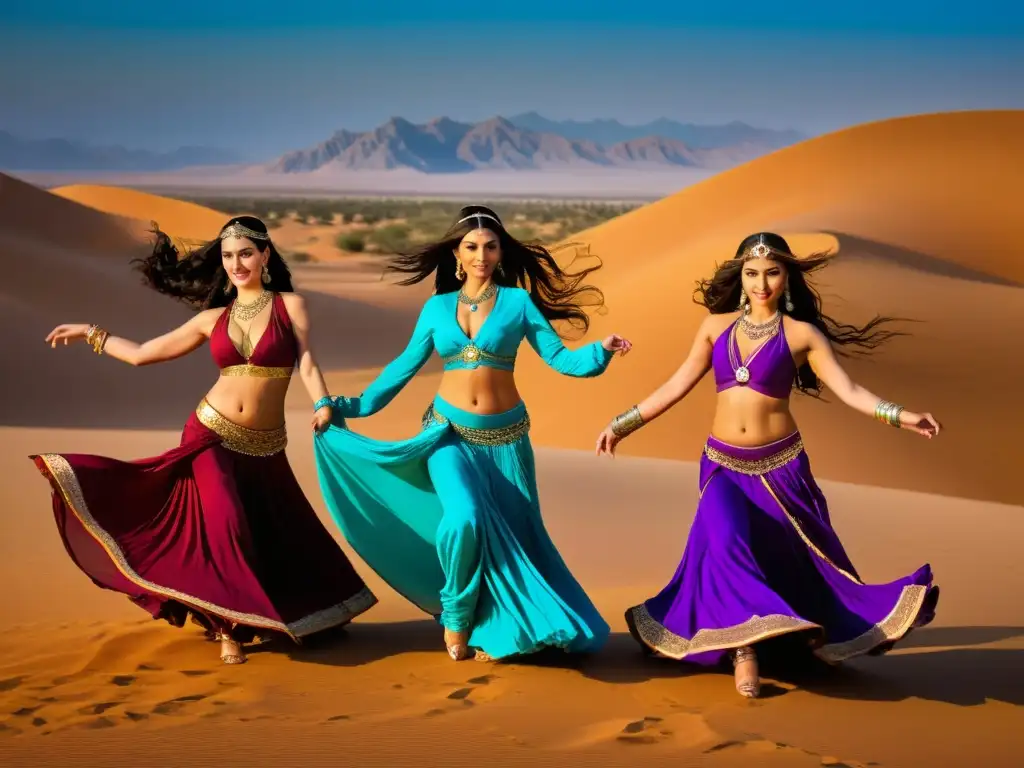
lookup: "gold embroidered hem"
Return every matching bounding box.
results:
[703,438,804,475]
[814,584,929,663]
[421,403,531,446]
[219,363,294,379]
[34,453,377,640]
[626,603,823,660]
[196,398,287,456]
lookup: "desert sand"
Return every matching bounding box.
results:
[2,110,1023,767]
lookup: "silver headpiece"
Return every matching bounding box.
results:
[735,234,786,262]
[219,222,271,242]
[456,212,502,229]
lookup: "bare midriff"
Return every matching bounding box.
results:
[709,387,799,447]
[436,368,522,415]
[203,376,292,431]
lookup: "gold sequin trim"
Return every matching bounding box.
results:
[627,603,822,660]
[34,453,377,639]
[703,438,804,475]
[441,343,516,368]
[814,584,929,663]
[196,398,287,456]
[758,476,863,585]
[421,403,531,446]
[220,364,293,379]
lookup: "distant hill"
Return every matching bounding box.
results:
[0,131,245,172]
[268,114,796,174]
[507,111,806,149]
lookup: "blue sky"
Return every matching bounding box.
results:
[2,2,1022,158]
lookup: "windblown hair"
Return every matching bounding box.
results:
[132,215,294,310]
[694,232,906,395]
[383,205,605,339]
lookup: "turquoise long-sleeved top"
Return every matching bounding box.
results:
[336,286,614,418]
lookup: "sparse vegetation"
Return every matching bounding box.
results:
[335,232,366,252]
[285,250,313,263]
[172,195,643,257]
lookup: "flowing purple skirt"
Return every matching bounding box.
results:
[625,432,938,666]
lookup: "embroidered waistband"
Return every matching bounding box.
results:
[219,364,294,379]
[196,398,287,456]
[441,343,516,370]
[703,435,804,475]
[421,402,530,446]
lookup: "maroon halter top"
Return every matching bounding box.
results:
[209,293,298,374]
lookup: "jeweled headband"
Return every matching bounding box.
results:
[733,234,789,262]
[219,221,271,241]
[457,212,502,229]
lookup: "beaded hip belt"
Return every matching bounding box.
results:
[421,403,531,447]
[196,399,288,456]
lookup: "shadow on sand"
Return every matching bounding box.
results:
[260,620,1024,708]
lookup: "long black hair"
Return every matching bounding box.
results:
[694,232,905,395]
[132,215,294,310]
[384,205,605,339]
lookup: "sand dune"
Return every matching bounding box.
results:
[506,111,1024,505]
[1,176,426,429]
[4,112,1024,766]
[1,424,1022,766]
[51,183,230,243]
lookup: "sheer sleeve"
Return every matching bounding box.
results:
[522,292,613,378]
[335,299,435,418]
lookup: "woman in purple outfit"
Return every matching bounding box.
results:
[595,232,940,699]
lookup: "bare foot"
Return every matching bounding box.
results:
[731,646,759,698]
[217,632,247,665]
[443,628,470,661]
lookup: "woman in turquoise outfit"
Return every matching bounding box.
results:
[313,205,632,662]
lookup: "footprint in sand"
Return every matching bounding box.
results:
[84,717,117,730]
[617,716,667,745]
[78,702,120,716]
[0,676,25,693]
[124,711,149,722]
[325,714,351,722]
[180,670,213,678]
[110,675,136,687]
[151,694,208,716]
[12,706,42,717]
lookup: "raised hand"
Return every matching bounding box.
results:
[45,323,91,348]
[601,334,633,356]
[901,411,941,438]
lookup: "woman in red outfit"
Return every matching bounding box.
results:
[33,216,376,665]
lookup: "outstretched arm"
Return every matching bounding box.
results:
[596,316,715,456]
[804,323,940,437]
[333,301,435,418]
[522,294,616,377]
[45,311,219,366]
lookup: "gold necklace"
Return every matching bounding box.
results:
[229,290,273,359]
[231,289,272,322]
[457,283,497,312]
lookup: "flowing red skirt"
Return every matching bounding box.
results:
[30,405,377,642]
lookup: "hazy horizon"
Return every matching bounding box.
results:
[3,3,1022,158]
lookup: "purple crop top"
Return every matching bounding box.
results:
[712,318,796,399]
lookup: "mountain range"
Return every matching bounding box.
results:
[0,114,806,174]
[269,115,805,174]
[0,131,245,172]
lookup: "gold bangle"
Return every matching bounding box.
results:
[874,399,903,428]
[610,405,645,438]
[85,325,109,355]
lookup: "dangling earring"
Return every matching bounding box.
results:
[737,289,750,313]
[784,282,794,313]
[261,263,271,285]
[455,261,466,281]
[496,262,505,277]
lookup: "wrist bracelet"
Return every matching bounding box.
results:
[314,397,333,412]
[610,405,645,438]
[874,399,903,428]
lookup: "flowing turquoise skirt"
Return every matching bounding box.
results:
[312,395,609,660]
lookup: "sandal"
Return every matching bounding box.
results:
[216,631,247,665]
[731,646,760,699]
[443,628,470,661]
